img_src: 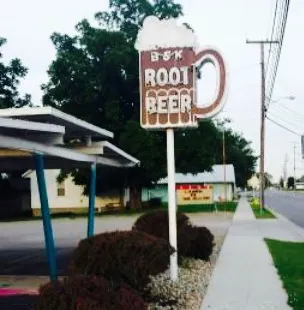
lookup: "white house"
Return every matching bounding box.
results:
[247,174,260,190]
[142,164,236,204]
[23,170,125,216]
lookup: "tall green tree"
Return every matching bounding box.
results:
[0,37,31,108]
[42,0,185,208]
[287,176,295,189]
[216,126,257,188]
[0,38,31,180]
[42,0,256,207]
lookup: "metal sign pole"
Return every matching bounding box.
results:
[166,128,178,280]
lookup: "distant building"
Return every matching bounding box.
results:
[142,164,236,204]
[24,165,236,215]
[23,170,125,216]
[295,176,304,190]
[247,174,260,190]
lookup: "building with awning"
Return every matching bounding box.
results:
[0,107,139,281]
[142,164,236,204]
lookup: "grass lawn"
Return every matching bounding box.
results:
[251,206,276,219]
[161,201,238,213]
[250,199,276,219]
[266,239,304,310]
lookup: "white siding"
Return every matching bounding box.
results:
[29,170,122,210]
[212,184,233,201]
[30,170,89,209]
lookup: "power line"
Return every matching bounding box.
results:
[267,111,304,130]
[265,0,291,106]
[266,0,279,73]
[273,103,304,120]
[266,116,301,136]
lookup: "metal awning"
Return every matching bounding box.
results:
[0,134,138,169]
[0,114,139,168]
[0,107,113,140]
[0,108,139,282]
[71,141,139,167]
[0,117,65,144]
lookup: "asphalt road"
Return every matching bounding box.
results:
[0,213,231,276]
[265,189,304,228]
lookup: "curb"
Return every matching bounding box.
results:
[266,205,304,240]
[0,288,38,296]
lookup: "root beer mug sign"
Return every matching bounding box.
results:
[135,16,228,281]
[136,17,228,130]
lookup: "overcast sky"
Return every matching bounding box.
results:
[1,0,303,181]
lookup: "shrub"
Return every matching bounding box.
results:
[148,198,162,208]
[132,210,192,258]
[68,231,174,292]
[185,226,214,260]
[37,275,147,310]
[133,210,214,261]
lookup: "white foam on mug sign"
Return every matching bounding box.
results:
[135,15,199,51]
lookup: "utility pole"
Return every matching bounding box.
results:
[222,118,231,202]
[283,153,288,188]
[293,144,296,188]
[246,40,279,213]
[223,129,226,201]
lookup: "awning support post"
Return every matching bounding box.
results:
[87,162,96,237]
[34,153,57,281]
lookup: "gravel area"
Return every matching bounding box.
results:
[147,236,225,310]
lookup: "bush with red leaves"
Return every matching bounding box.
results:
[68,230,174,292]
[37,275,147,310]
[133,210,214,261]
[132,210,192,258]
[185,225,214,260]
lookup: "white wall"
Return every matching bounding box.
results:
[29,170,121,210]
[212,184,233,201]
[295,183,304,190]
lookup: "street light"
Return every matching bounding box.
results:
[265,95,295,109]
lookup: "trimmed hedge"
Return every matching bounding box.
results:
[68,230,174,292]
[132,210,192,258]
[37,275,147,310]
[185,226,214,260]
[133,210,214,261]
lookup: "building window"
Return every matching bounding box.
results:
[57,181,65,197]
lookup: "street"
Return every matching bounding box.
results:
[0,213,231,276]
[265,189,304,228]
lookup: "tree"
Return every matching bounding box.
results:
[0,38,31,109]
[42,0,256,207]
[0,38,32,181]
[287,176,295,189]
[216,126,257,188]
[264,172,273,188]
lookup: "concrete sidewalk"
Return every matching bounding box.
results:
[201,197,301,310]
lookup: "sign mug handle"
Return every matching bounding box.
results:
[191,48,228,119]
